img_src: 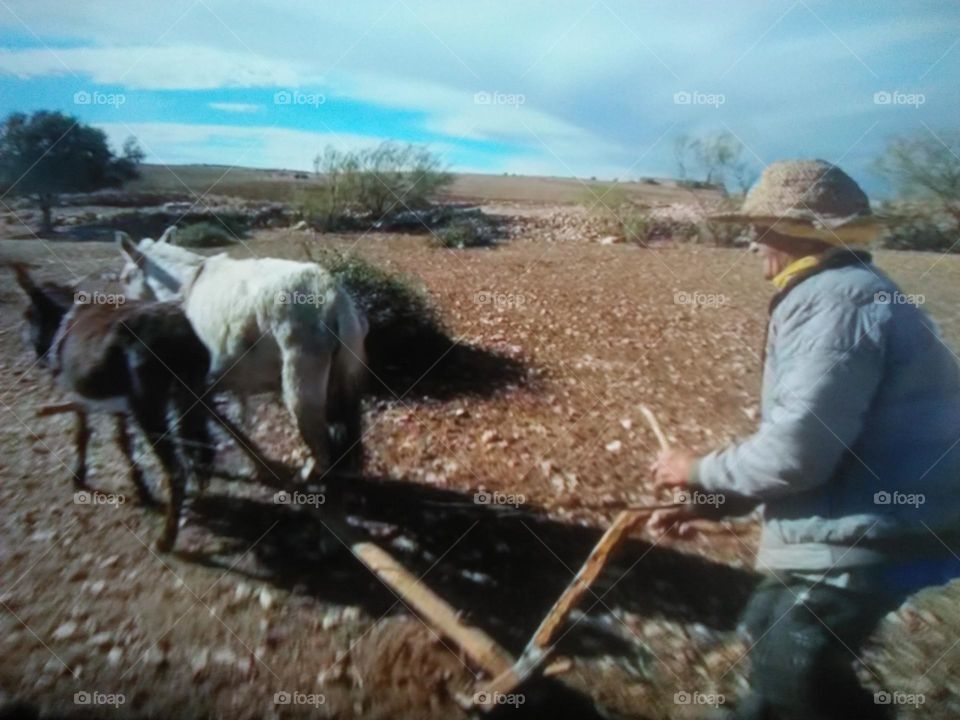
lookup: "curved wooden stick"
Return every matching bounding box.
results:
[640,404,670,451]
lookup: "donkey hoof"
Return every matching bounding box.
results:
[154,536,175,553]
[137,494,161,511]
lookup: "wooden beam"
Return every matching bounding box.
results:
[350,539,516,679]
[37,402,83,417]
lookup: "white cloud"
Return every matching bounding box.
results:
[208,102,263,113]
[96,122,404,170]
[0,45,308,89]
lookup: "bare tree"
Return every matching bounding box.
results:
[873,130,960,222]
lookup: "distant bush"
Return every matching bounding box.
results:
[173,221,235,247]
[301,142,453,230]
[433,219,496,249]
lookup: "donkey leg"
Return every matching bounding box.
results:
[174,395,213,498]
[327,352,364,474]
[72,411,90,489]
[130,396,185,552]
[281,347,332,477]
[113,413,156,507]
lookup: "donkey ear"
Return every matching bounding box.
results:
[118,234,147,267]
[10,262,38,295]
[158,225,177,244]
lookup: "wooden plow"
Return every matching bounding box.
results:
[340,404,678,711]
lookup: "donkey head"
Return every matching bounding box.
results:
[118,228,188,302]
[10,264,74,363]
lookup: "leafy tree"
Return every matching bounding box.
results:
[0,111,144,233]
[674,131,755,193]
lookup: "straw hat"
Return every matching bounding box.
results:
[713,159,880,245]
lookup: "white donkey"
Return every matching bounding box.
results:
[118,227,368,476]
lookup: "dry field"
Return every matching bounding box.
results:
[1,212,959,719]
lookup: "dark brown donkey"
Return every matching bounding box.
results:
[12,264,213,552]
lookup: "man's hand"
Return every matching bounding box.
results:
[650,449,695,492]
[647,505,700,539]
[649,449,698,539]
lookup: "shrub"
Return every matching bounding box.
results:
[433,220,496,249]
[172,221,236,247]
[302,142,453,229]
[876,201,959,253]
[301,243,526,399]
[302,245,449,364]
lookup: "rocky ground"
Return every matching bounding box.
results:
[1,211,958,719]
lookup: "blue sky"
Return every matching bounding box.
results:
[1,0,958,195]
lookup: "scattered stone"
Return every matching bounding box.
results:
[52,621,77,641]
[258,588,275,611]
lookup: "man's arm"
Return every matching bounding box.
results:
[693,300,887,501]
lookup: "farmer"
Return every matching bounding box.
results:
[649,159,960,720]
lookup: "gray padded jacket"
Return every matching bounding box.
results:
[692,253,960,570]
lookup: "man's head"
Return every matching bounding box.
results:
[714,159,879,280]
[755,230,833,281]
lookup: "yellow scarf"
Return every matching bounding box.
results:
[771,255,820,290]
